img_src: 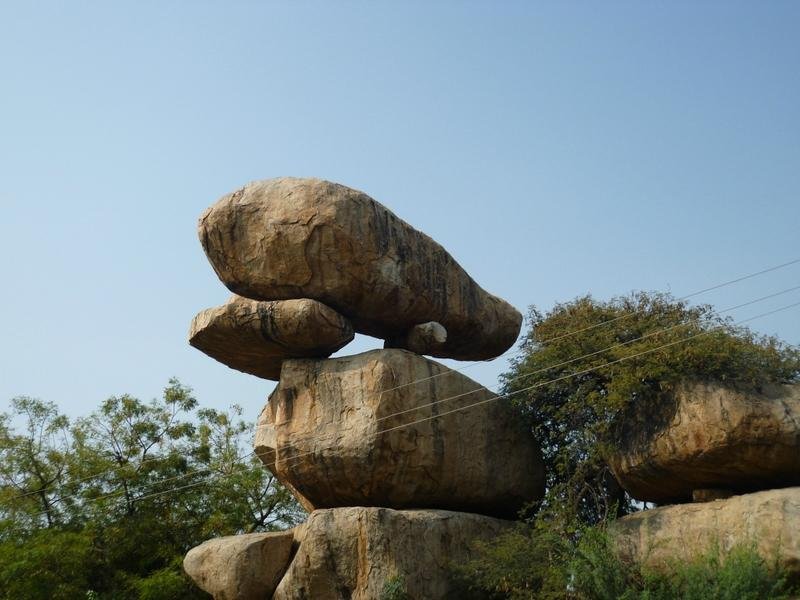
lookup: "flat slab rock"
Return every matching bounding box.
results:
[276,507,512,600]
[198,177,522,361]
[183,530,295,600]
[254,349,544,518]
[189,296,353,380]
[609,382,800,503]
[610,487,800,578]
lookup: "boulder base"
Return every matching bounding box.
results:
[189,296,353,380]
[273,507,512,600]
[198,177,522,360]
[254,349,545,518]
[610,487,800,578]
[609,382,800,503]
[183,531,295,600]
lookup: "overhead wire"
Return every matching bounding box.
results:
[12,258,799,511]
[372,257,800,398]
[259,299,800,473]
[258,284,800,442]
[23,299,800,519]
[28,451,257,517]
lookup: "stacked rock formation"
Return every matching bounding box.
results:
[607,381,800,576]
[184,177,545,599]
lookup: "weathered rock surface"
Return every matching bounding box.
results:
[183,530,296,600]
[254,349,544,518]
[610,487,800,578]
[609,382,800,503]
[198,177,522,360]
[385,320,448,355]
[273,507,512,600]
[189,296,354,380]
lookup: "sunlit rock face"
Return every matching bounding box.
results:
[189,295,353,381]
[185,177,536,600]
[610,487,800,579]
[183,530,296,600]
[198,177,522,360]
[609,381,800,503]
[272,507,513,600]
[254,349,545,519]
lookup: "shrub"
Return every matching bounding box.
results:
[505,292,800,523]
[457,521,797,600]
[380,574,411,600]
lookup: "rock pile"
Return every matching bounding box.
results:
[184,178,545,599]
[608,381,800,576]
[198,178,522,362]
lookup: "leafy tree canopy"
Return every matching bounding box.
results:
[0,379,304,600]
[458,292,799,599]
[503,291,800,523]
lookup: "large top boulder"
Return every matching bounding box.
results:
[609,381,800,503]
[189,296,354,380]
[198,177,522,360]
[254,349,545,518]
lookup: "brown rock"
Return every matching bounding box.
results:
[609,382,800,503]
[198,177,522,360]
[610,487,800,578]
[692,488,734,503]
[272,507,512,600]
[385,320,448,355]
[183,530,296,600]
[189,296,354,381]
[254,349,544,518]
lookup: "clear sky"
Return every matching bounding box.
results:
[1,1,798,423]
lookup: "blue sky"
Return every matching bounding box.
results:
[1,1,798,422]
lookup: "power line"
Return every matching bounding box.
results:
[372,285,800,424]
[26,299,799,516]
[10,259,798,506]
[260,285,800,445]
[375,301,800,438]
[262,300,800,473]
[13,452,192,500]
[681,258,800,299]
[28,452,257,518]
[373,257,800,398]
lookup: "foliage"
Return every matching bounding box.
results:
[456,521,797,600]
[132,557,199,600]
[0,380,304,599]
[0,529,94,600]
[380,574,411,600]
[642,543,795,600]
[457,291,800,598]
[452,523,570,600]
[503,292,800,523]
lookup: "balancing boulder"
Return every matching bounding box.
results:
[254,349,544,518]
[189,296,354,380]
[198,177,522,360]
[609,382,800,503]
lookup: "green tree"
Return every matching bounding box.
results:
[0,397,72,532]
[193,406,304,537]
[0,380,304,600]
[456,522,797,599]
[457,292,799,599]
[0,529,94,600]
[504,292,799,524]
